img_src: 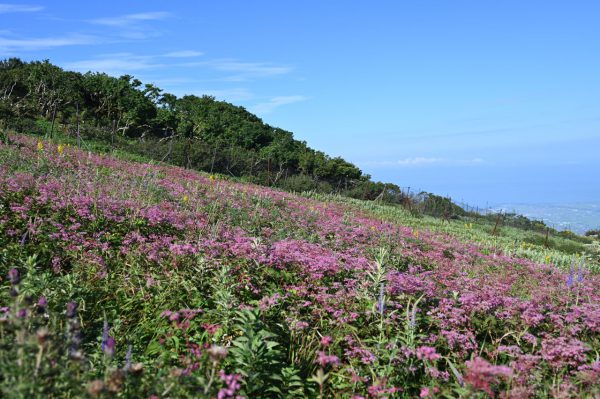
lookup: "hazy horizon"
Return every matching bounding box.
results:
[493,202,600,234]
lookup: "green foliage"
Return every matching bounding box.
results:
[276,174,333,194]
[277,366,308,398]
[228,309,284,397]
[418,192,467,218]
[585,229,599,237]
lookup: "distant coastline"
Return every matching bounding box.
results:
[493,202,600,235]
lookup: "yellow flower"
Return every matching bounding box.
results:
[469,223,473,229]
[57,144,64,155]
[414,230,419,239]
[545,255,551,264]
[209,175,216,182]
[37,141,44,151]
[183,194,189,203]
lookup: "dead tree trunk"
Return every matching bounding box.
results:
[49,103,57,140]
[76,102,81,148]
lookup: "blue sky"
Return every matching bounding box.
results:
[2,1,599,206]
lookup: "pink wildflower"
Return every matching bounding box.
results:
[541,336,589,369]
[464,357,512,397]
[416,346,441,361]
[315,350,340,367]
[217,370,242,399]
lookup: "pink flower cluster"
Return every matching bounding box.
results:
[464,357,512,396]
[2,136,600,397]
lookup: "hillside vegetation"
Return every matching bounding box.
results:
[1,134,599,398]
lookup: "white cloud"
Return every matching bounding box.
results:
[65,53,164,76]
[163,50,204,58]
[250,95,308,114]
[188,59,294,81]
[174,58,294,81]
[0,4,43,13]
[63,52,294,86]
[214,61,292,75]
[190,88,255,102]
[89,12,170,27]
[88,12,171,40]
[146,77,194,86]
[396,157,444,166]
[0,34,98,51]
[362,157,484,168]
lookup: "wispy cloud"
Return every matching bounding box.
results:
[163,50,204,58]
[0,11,171,54]
[0,34,98,52]
[169,58,294,82]
[214,61,292,75]
[362,157,484,168]
[397,157,484,166]
[0,4,43,13]
[62,50,300,106]
[193,88,255,102]
[201,60,293,81]
[65,53,164,76]
[63,52,293,84]
[400,127,515,141]
[88,11,171,40]
[89,12,170,27]
[250,95,308,114]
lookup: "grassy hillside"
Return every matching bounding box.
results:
[303,193,600,272]
[1,134,600,398]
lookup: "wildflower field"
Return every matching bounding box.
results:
[1,134,599,398]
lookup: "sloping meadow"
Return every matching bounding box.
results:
[1,135,599,398]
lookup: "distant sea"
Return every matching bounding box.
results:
[493,203,600,235]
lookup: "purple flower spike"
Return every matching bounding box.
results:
[566,270,574,289]
[38,296,48,308]
[37,295,48,314]
[66,302,78,318]
[101,320,109,348]
[8,268,20,285]
[101,319,116,357]
[104,336,116,357]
